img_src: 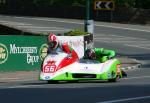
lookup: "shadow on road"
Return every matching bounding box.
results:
[0,83,150,103]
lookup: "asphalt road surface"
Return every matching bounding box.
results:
[0,15,150,103]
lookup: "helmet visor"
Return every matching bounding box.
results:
[85,49,96,59]
[48,41,57,49]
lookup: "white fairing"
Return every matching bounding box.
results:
[40,52,117,80]
[43,52,67,67]
[40,52,67,80]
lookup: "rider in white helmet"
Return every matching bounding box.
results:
[48,33,59,52]
[47,33,79,61]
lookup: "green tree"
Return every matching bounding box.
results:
[116,0,136,8]
[135,0,150,9]
[33,0,86,6]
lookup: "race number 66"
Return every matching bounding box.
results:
[44,65,56,73]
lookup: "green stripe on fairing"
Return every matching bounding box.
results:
[97,59,121,80]
[107,59,121,79]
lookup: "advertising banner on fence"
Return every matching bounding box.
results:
[0,35,47,71]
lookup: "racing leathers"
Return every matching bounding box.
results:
[47,43,79,62]
[84,48,115,63]
[94,48,115,62]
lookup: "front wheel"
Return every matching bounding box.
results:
[108,75,120,82]
[108,71,119,82]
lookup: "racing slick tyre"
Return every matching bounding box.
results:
[67,80,79,83]
[121,70,127,77]
[47,80,59,84]
[108,78,117,82]
[108,71,119,82]
[108,75,120,82]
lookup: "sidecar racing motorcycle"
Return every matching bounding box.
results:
[39,51,122,83]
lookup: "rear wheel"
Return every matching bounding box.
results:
[47,80,59,84]
[67,80,79,83]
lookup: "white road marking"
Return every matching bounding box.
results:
[95,39,111,43]
[95,37,110,40]
[95,34,147,40]
[0,78,19,80]
[109,35,147,40]
[30,29,70,32]
[112,41,138,43]
[98,95,150,103]
[0,78,37,82]
[17,26,68,30]
[95,33,150,50]
[113,41,150,43]
[13,16,150,33]
[95,39,150,50]
[95,24,150,33]
[123,76,150,80]
[1,22,32,26]
[8,85,42,89]
[14,16,83,25]
[125,44,150,50]
[0,19,71,32]
[3,23,22,25]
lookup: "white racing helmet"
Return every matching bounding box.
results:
[48,33,58,50]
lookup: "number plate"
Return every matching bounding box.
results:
[43,65,56,73]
